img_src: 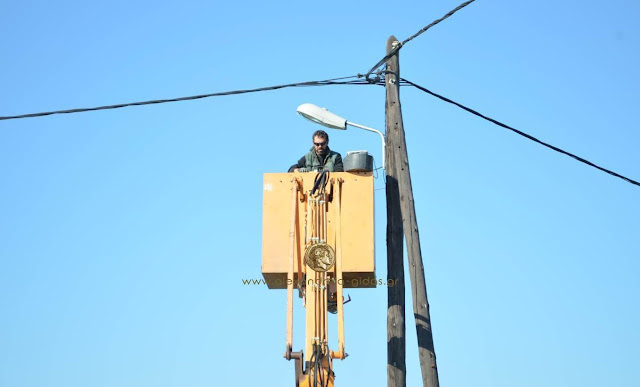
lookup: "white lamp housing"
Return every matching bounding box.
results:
[296,102,386,169]
[297,103,347,130]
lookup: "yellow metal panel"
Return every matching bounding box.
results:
[262,172,375,289]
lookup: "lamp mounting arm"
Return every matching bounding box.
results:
[346,121,385,170]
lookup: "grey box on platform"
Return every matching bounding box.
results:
[344,151,374,172]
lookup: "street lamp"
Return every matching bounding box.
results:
[296,103,385,169]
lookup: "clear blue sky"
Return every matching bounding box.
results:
[1,1,639,386]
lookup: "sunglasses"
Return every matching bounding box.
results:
[313,141,327,147]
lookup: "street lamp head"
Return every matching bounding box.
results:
[297,102,386,169]
[296,103,347,130]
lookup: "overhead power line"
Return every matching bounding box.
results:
[364,0,476,81]
[0,76,379,121]
[401,78,640,188]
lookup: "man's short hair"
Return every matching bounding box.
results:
[312,130,329,142]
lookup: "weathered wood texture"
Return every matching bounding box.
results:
[385,35,406,387]
[385,35,440,387]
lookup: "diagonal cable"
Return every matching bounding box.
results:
[401,77,640,188]
[0,75,371,121]
[364,0,476,81]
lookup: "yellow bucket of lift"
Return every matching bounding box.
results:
[261,171,375,289]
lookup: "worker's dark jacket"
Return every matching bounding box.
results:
[288,147,344,172]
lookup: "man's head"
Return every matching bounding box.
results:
[312,130,329,156]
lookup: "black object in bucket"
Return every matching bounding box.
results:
[344,151,373,172]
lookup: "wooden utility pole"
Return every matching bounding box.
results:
[385,35,406,387]
[385,35,440,387]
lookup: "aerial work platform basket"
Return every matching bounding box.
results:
[261,171,375,289]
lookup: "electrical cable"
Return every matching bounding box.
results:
[0,76,376,121]
[364,0,476,81]
[311,170,330,197]
[401,77,640,188]
[309,344,317,387]
[319,349,324,387]
[372,159,380,179]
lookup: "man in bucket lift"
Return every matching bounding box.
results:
[288,130,344,173]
